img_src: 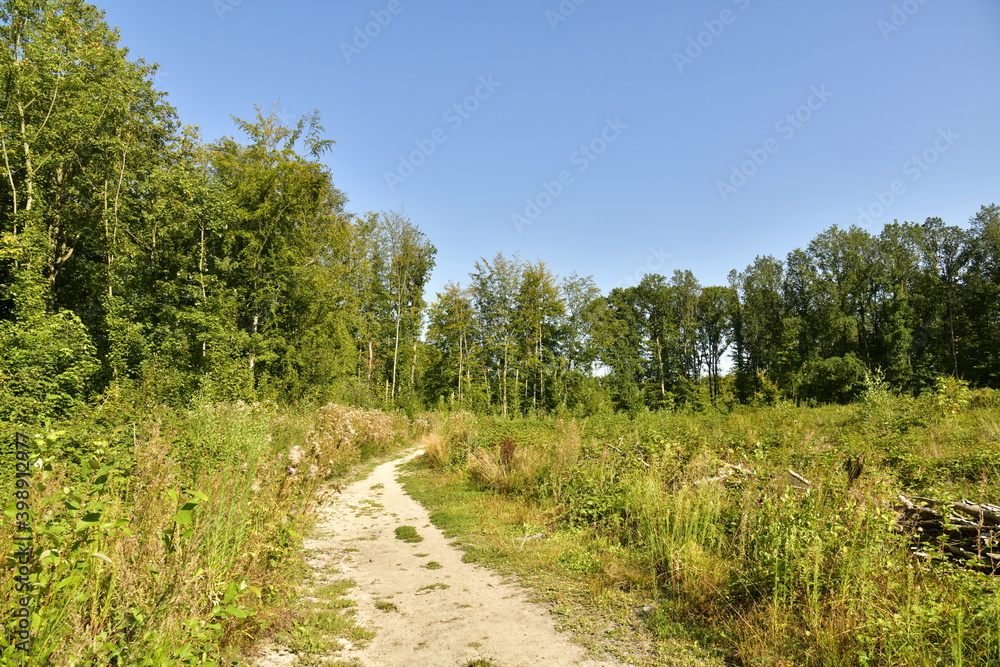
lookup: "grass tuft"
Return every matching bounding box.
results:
[394,525,424,543]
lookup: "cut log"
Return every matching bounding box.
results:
[952,501,1000,526]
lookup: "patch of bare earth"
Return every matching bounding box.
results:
[254,450,631,667]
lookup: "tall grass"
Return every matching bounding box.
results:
[1,401,414,665]
[420,390,1000,665]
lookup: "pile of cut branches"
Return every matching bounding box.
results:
[898,495,1000,573]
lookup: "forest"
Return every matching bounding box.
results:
[3,2,1000,666]
[1,3,999,424]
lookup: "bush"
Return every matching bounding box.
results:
[423,411,476,470]
[794,354,867,405]
[0,402,414,664]
[0,311,99,422]
[305,403,410,477]
[466,439,546,495]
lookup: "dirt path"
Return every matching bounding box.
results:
[257,450,630,667]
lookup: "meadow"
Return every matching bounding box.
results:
[404,378,1000,666]
[3,377,1000,665]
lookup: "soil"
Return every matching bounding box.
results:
[253,449,631,667]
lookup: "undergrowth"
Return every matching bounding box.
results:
[0,401,415,665]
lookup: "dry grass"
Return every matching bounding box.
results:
[467,441,546,495]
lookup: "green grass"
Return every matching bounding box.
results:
[0,402,418,666]
[374,600,399,613]
[401,466,680,666]
[417,583,450,592]
[422,561,443,570]
[394,525,424,543]
[285,578,375,657]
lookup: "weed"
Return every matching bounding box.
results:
[394,526,424,543]
[375,600,399,613]
[417,583,450,592]
[0,402,407,664]
[422,561,443,570]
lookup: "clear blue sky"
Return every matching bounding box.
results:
[92,0,1000,300]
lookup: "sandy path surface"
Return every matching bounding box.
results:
[259,450,630,667]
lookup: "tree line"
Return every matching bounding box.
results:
[420,209,999,414]
[2,1,998,422]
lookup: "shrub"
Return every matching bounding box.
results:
[423,411,476,470]
[795,354,868,405]
[0,311,99,422]
[466,439,545,495]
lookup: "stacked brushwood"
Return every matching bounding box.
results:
[898,495,1000,574]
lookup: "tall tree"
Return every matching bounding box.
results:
[730,256,786,401]
[697,285,736,401]
[426,282,476,404]
[204,106,359,396]
[0,0,174,417]
[595,287,645,412]
[470,254,522,415]
[515,260,564,411]
[917,218,971,378]
[965,205,1000,385]
[379,209,436,400]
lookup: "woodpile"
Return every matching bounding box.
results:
[898,495,1000,574]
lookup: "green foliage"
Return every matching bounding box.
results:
[0,311,99,422]
[934,375,972,416]
[0,401,412,665]
[3,2,1000,661]
[795,353,868,404]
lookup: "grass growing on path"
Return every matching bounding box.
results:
[394,525,424,543]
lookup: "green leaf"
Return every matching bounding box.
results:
[187,489,210,503]
[222,581,239,604]
[52,573,82,592]
[223,605,251,619]
[101,519,131,531]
